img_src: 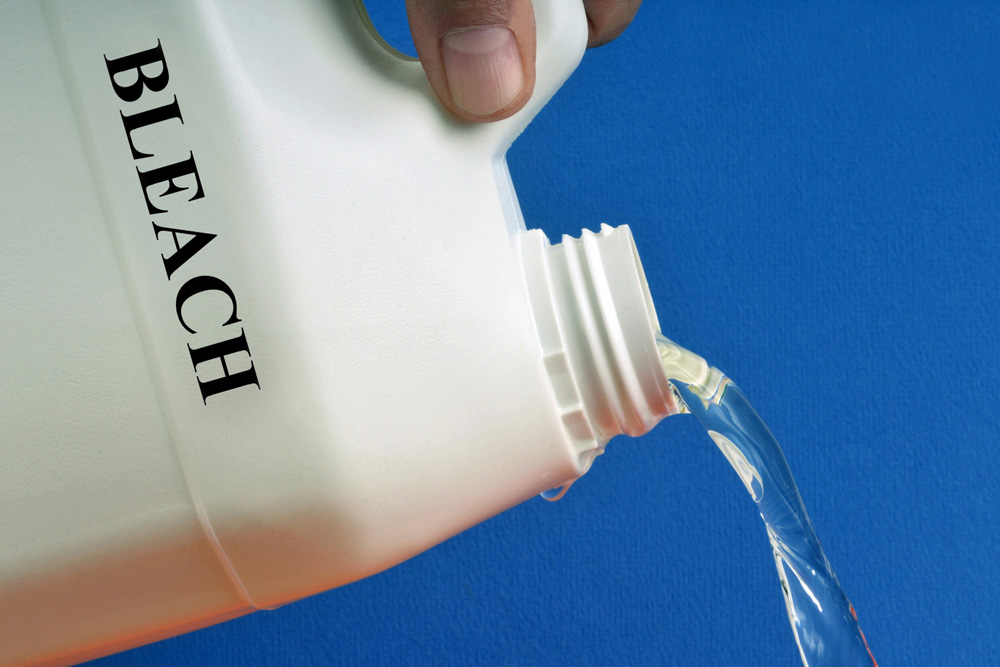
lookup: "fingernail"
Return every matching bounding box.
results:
[441,26,524,116]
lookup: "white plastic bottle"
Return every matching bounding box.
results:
[0,1,701,664]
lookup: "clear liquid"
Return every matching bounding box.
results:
[658,334,877,666]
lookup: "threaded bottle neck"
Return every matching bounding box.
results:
[519,224,680,464]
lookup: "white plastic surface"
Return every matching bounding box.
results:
[519,225,680,487]
[0,1,665,664]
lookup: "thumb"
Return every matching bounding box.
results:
[405,0,536,122]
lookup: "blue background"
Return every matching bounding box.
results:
[92,2,999,665]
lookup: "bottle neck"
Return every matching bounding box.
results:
[518,224,680,466]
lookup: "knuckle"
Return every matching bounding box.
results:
[584,0,642,47]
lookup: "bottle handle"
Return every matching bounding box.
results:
[353,0,589,153]
[495,0,589,148]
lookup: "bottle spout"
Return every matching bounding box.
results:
[518,224,679,455]
[519,224,720,500]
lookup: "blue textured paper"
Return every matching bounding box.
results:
[91,2,999,665]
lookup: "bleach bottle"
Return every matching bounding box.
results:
[0,1,701,663]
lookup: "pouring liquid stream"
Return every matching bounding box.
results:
[656,334,877,666]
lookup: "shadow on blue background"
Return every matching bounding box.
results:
[90,1,999,665]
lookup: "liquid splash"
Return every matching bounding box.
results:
[657,334,876,666]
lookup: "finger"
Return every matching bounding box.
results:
[405,0,536,122]
[582,0,642,48]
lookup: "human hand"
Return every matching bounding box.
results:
[405,0,642,121]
